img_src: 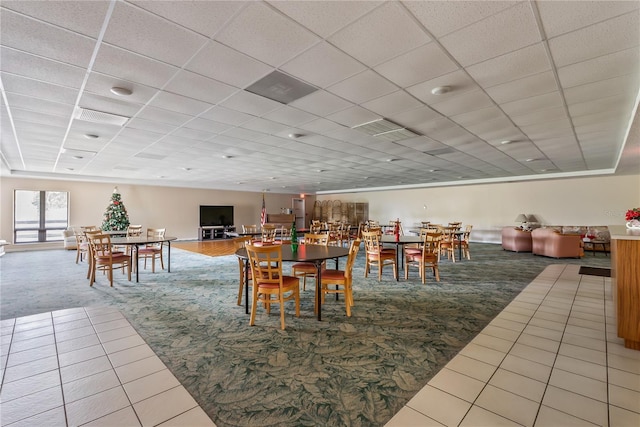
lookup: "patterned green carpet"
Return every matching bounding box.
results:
[0,244,610,426]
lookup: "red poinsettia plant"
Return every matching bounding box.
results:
[626,208,640,221]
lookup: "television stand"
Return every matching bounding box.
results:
[198,225,235,240]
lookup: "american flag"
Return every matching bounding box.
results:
[260,193,266,226]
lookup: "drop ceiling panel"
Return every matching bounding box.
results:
[103,2,208,66]
[328,2,430,67]
[374,42,459,88]
[215,2,319,67]
[92,44,179,89]
[164,71,238,105]
[281,42,367,89]
[549,11,639,68]
[439,2,541,67]
[1,0,638,193]
[467,43,551,88]
[1,9,95,68]
[1,47,85,88]
[327,70,398,104]
[186,41,272,89]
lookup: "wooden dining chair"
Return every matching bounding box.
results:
[233,235,253,306]
[138,228,166,272]
[455,224,473,260]
[405,232,442,283]
[320,239,361,317]
[242,224,258,234]
[87,233,131,287]
[362,230,397,281]
[245,243,300,330]
[438,225,458,262]
[291,233,329,290]
[83,229,104,279]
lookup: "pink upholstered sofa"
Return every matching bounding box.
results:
[501,227,533,252]
[531,228,584,258]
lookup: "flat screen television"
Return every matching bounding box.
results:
[199,205,234,227]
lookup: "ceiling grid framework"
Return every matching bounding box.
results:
[0,0,639,193]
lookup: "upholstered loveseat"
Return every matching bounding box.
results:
[531,228,584,258]
[501,227,533,252]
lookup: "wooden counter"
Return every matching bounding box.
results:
[609,225,640,350]
[266,213,295,228]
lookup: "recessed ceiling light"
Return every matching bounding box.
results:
[500,140,513,145]
[386,158,397,162]
[72,155,83,160]
[222,155,232,159]
[363,176,369,180]
[110,86,132,96]
[270,177,276,180]
[84,133,99,139]
[431,86,451,95]
[236,181,244,185]
[288,133,303,139]
[182,167,192,171]
[429,169,438,172]
[316,169,325,173]
[66,168,74,171]
[158,175,167,178]
[525,158,536,162]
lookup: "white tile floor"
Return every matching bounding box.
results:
[387,264,640,427]
[0,307,215,427]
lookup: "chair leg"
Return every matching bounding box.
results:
[249,288,259,326]
[279,293,286,330]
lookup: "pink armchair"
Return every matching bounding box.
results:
[501,227,532,252]
[531,228,584,258]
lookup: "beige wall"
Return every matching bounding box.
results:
[1,177,314,250]
[317,174,640,243]
[3,174,638,249]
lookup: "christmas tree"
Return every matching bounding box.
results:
[101,187,130,231]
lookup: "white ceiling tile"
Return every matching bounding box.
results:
[10,108,69,129]
[549,11,640,68]
[131,0,244,38]
[268,0,381,38]
[361,91,422,118]
[326,70,397,104]
[407,69,479,104]
[440,2,541,66]
[1,47,85,88]
[219,91,282,117]
[164,70,238,105]
[466,43,552,88]
[328,2,430,67]
[184,117,234,135]
[170,127,216,142]
[500,92,564,117]
[85,72,158,106]
[215,2,319,67]
[511,106,568,127]
[289,90,352,117]
[404,0,518,38]
[326,106,380,128]
[186,41,273,89]
[136,106,192,127]
[1,9,96,68]
[568,94,634,118]
[537,0,640,38]
[430,90,494,117]
[374,42,459,88]
[6,92,74,117]
[126,117,178,135]
[242,118,290,136]
[451,106,507,127]
[93,44,179,89]
[412,117,458,135]
[387,105,442,128]
[2,0,110,38]
[1,73,78,105]
[199,106,254,126]
[485,71,558,104]
[299,118,344,135]
[148,92,210,116]
[103,2,208,66]
[557,47,640,88]
[280,42,366,89]
[564,74,640,105]
[79,92,143,118]
[262,106,317,127]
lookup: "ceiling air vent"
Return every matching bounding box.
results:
[245,70,318,104]
[352,118,419,142]
[74,107,129,126]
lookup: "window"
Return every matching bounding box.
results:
[14,190,69,243]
